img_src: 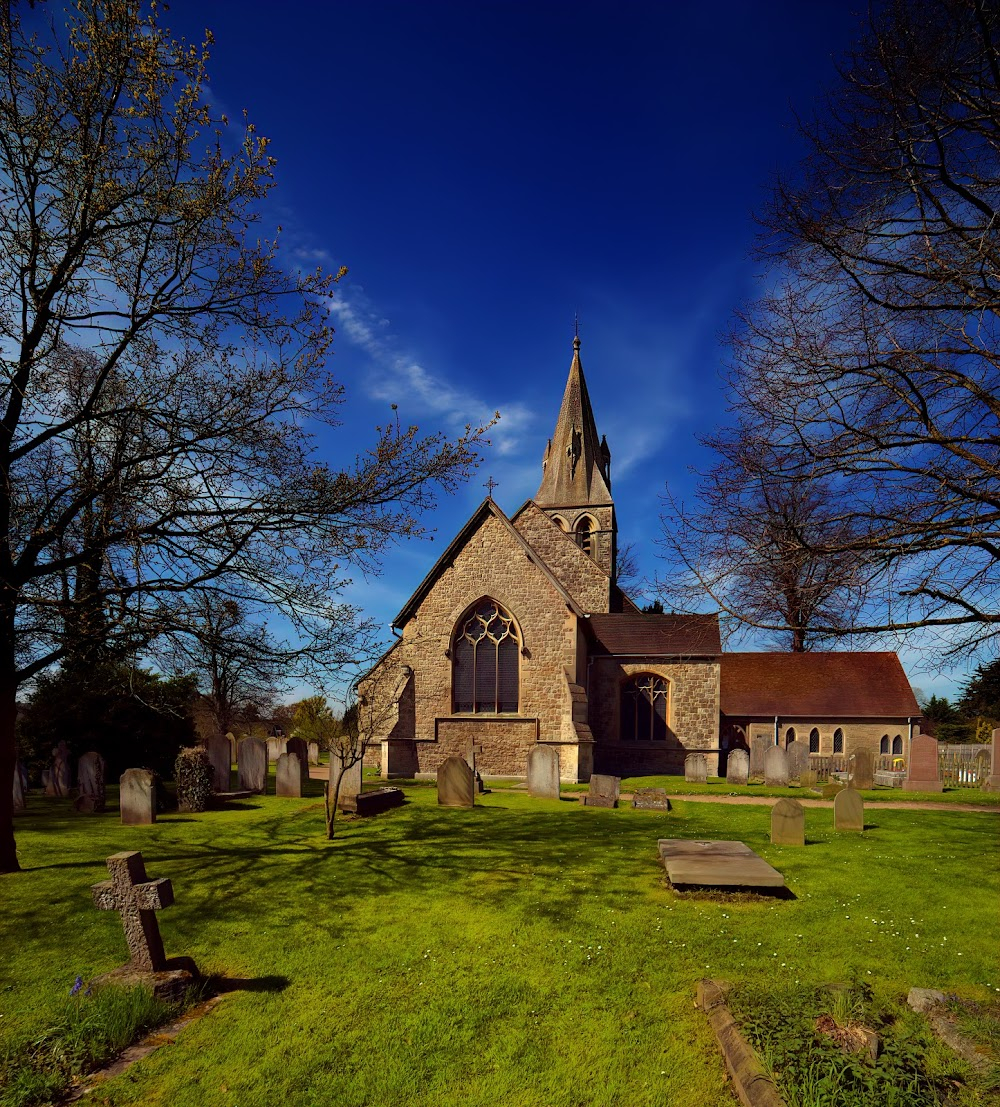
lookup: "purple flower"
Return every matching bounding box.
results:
[70,975,83,996]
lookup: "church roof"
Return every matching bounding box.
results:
[586,613,721,656]
[391,498,584,629]
[535,336,613,507]
[720,652,919,718]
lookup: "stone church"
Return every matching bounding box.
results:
[363,337,920,781]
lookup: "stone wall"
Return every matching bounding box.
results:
[735,716,915,757]
[512,501,612,612]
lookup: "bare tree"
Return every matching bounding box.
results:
[716,0,1000,658]
[657,442,867,650]
[0,2,486,872]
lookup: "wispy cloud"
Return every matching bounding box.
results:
[327,288,536,458]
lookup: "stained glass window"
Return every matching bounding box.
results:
[452,600,520,714]
[620,675,669,741]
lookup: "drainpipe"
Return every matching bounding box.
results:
[773,716,779,746]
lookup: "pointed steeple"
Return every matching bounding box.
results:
[535,335,613,506]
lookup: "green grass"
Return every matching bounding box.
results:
[2,779,999,1106]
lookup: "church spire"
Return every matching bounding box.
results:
[535,334,613,507]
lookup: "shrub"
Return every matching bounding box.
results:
[174,746,213,812]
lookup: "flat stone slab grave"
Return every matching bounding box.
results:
[658,839,786,891]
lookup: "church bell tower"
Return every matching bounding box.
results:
[535,334,617,582]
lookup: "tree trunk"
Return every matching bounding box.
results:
[0,606,21,872]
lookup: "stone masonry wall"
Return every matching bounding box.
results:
[737,717,915,758]
[512,501,612,613]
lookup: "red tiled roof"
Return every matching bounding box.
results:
[720,652,919,718]
[587,613,721,656]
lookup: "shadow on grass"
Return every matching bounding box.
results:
[211,974,290,995]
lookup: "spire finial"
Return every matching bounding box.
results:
[484,476,499,499]
[573,313,581,351]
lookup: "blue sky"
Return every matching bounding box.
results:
[162,1,966,701]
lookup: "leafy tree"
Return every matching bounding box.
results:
[641,599,665,615]
[0,2,486,871]
[292,695,339,747]
[957,658,1000,721]
[715,0,1000,657]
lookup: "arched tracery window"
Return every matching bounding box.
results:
[620,674,669,742]
[576,516,594,556]
[809,727,820,753]
[833,727,844,754]
[551,515,567,531]
[452,599,520,714]
[892,734,902,755]
[880,735,889,754]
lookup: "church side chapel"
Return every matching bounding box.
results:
[362,337,921,782]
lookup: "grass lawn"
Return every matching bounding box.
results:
[2,780,999,1106]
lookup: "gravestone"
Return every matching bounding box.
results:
[821,780,843,799]
[986,728,1000,792]
[659,839,785,890]
[583,774,620,808]
[91,850,198,1003]
[850,748,874,790]
[786,740,808,780]
[12,759,26,811]
[206,734,231,793]
[286,737,309,782]
[276,752,303,798]
[526,746,560,799]
[308,741,320,765]
[632,787,670,811]
[726,749,749,785]
[120,769,156,825]
[799,769,818,789]
[330,747,362,808]
[834,787,864,831]
[47,741,72,796]
[75,751,106,814]
[903,733,943,792]
[770,797,804,845]
[237,736,267,794]
[437,755,475,808]
[267,737,285,762]
[763,745,789,786]
[749,736,769,777]
[465,740,485,794]
[684,753,708,783]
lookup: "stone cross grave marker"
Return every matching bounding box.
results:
[726,749,749,786]
[684,752,708,783]
[438,755,475,807]
[91,851,174,971]
[786,740,808,780]
[12,759,26,811]
[206,734,231,793]
[526,746,560,799]
[850,748,874,790]
[276,752,303,798]
[238,736,267,794]
[287,737,309,782]
[120,768,156,825]
[75,751,106,814]
[834,786,864,831]
[903,733,943,792]
[764,745,789,786]
[584,774,620,808]
[770,797,804,845]
[749,736,769,778]
[987,728,1000,793]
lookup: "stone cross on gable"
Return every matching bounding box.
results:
[91,851,174,971]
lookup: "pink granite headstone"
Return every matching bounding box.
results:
[985,728,1000,793]
[903,733,943,793]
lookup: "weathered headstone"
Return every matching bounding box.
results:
[75,751,106,814]
[799,768,818,789]
[308,741,320,765]
[834,786,864,831]
[903,733,943,792]
[749,736,769,777]
[986,728,1000,793]
[267,737,285,762]
[206,734,231,793]
[632,787,670,811]
[237,736,267,794]
[684,752,708,783]
[726,749,749,785]
[770,797,804,845]
[850,747,874,790]
[47,740,72,796]
[465,740,485,793]
[786,740,808,780]
[286,737,309,782]
[526,746,560,799]
[764,744,789,786]
[276,752,302,798]
[120,769,156,825]
[330,747,362,808]
[437,755,475,807]
[821,780,843,799]
[583,773,620,808]
[12,759,26,811]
